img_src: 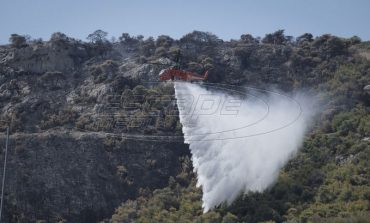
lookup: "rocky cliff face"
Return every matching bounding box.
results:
[1,39,89,74]
[0,37,189,222]
[0,133,188,222]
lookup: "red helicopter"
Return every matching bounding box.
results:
[150,50,210,82]
[159,68,209,81]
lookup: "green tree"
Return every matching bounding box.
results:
[262,30,288,44]
[87,29,108,43]
[50,32,69,43]
[296,33,314,44]
[9,34,27,48]
[240,33,259,44]
[156,35,174,48]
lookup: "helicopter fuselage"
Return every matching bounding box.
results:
[159,68,208,81]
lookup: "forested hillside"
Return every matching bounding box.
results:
[0,30,369,222]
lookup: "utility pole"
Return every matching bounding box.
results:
[0,127,9,223]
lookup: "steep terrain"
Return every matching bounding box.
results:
[0,33,189,222]
[0,31,369,222]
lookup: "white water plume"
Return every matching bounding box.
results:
[174,82,315,212]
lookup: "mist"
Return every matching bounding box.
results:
[174,82,316,212]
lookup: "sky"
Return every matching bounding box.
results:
[0,0,370,44]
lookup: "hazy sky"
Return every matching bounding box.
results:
[1,0,369,44]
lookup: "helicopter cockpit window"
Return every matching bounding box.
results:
[159,69,166,76]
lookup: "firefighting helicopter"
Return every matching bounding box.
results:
[158,67,209,82]
[149,50,209,82]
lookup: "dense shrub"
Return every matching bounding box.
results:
[9,34,28,48]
